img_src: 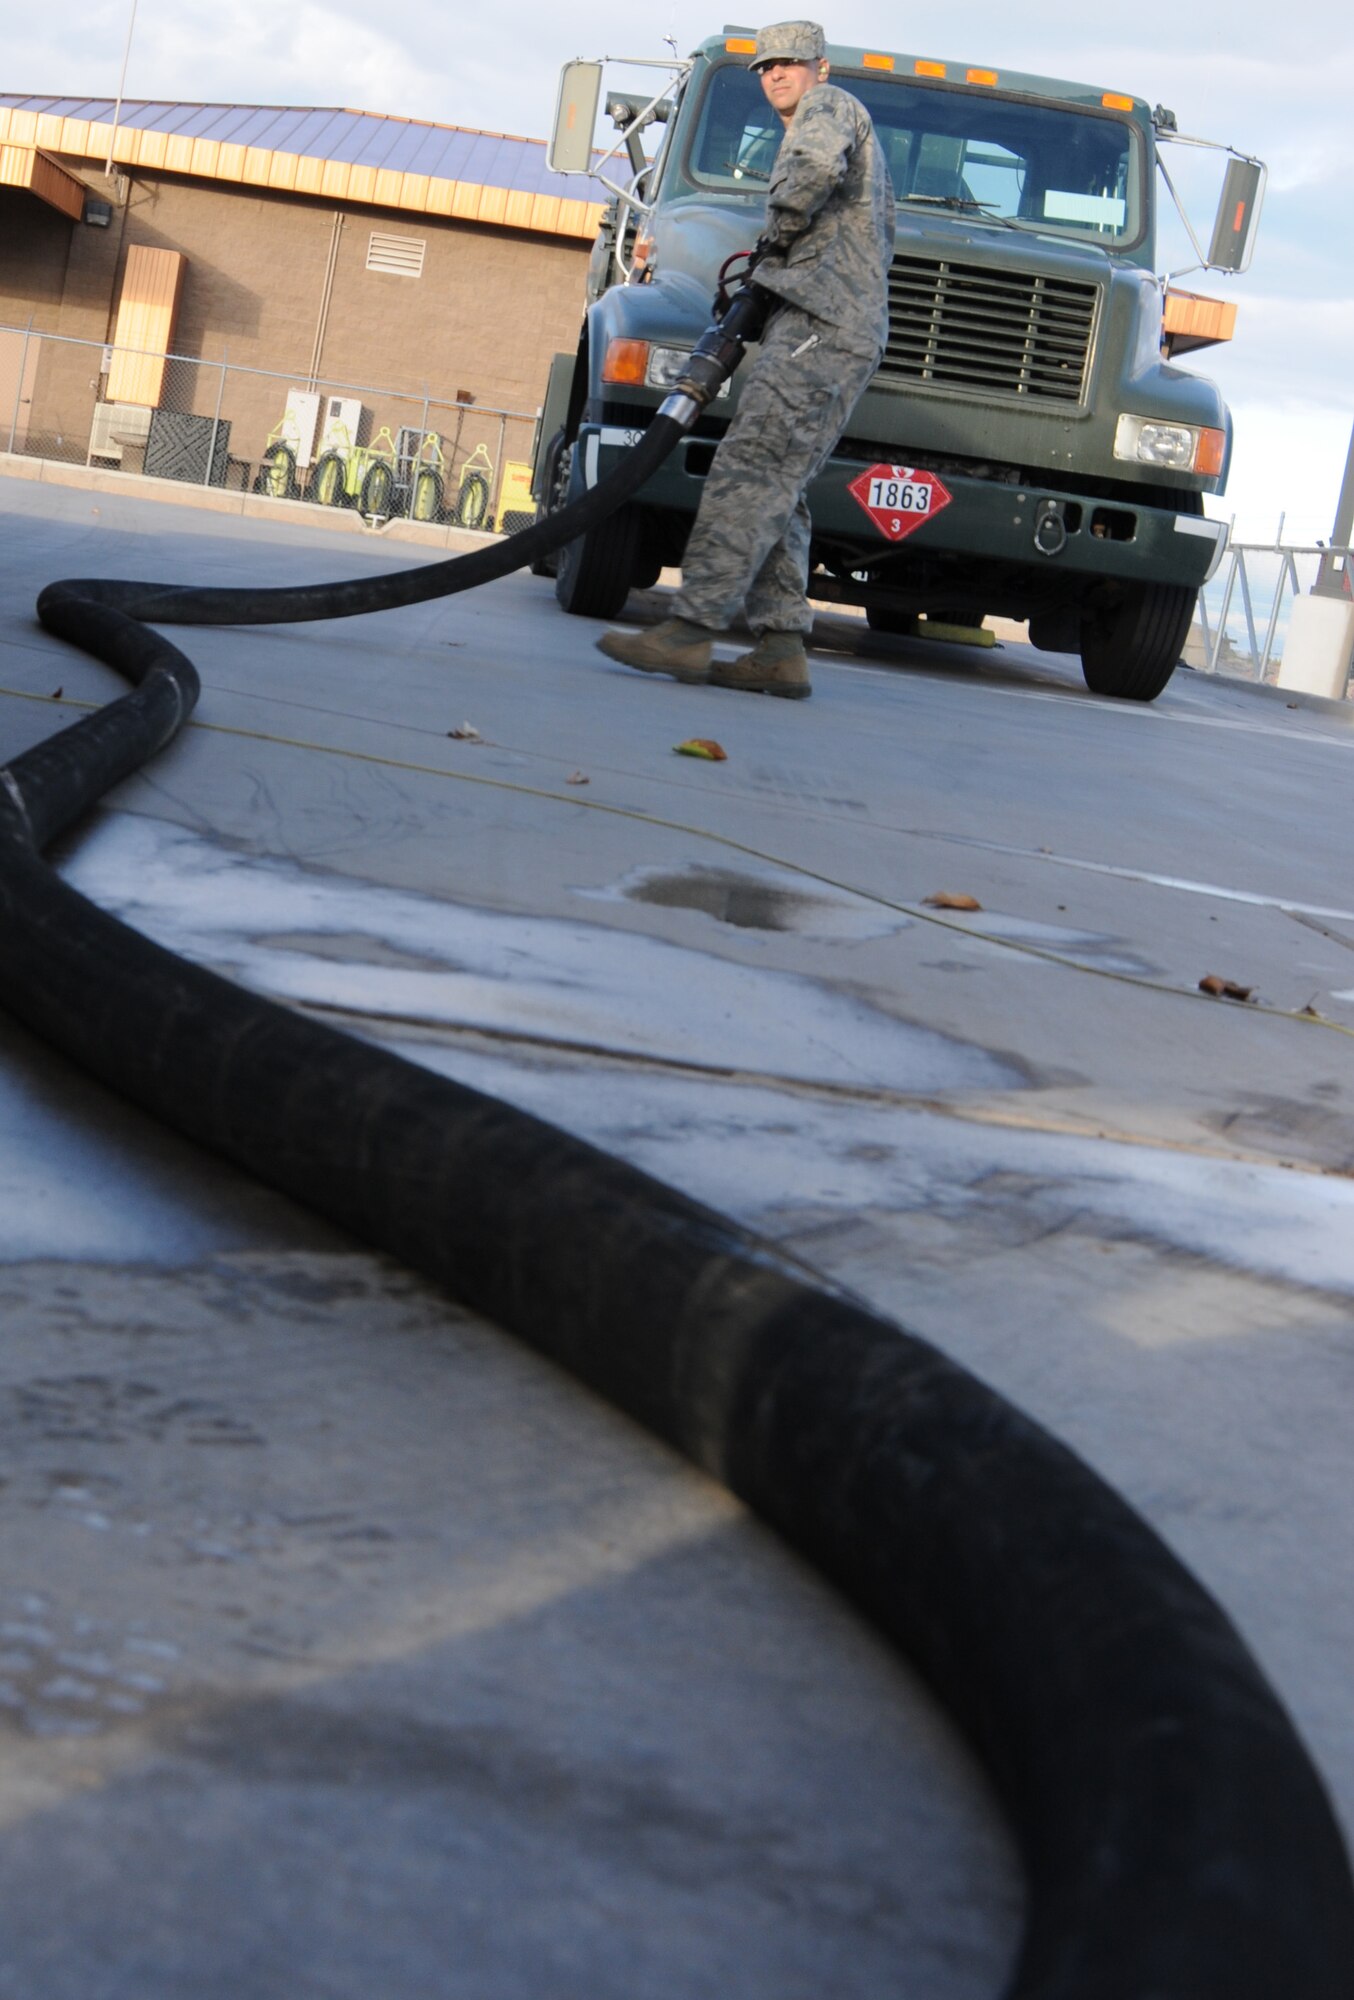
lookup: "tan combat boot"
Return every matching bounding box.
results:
[710,630,812,699]
[596,618,713,683]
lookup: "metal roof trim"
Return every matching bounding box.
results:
[0,96,605,237]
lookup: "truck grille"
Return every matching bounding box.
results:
[880,257,1099,406]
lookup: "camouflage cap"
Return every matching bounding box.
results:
[748,20,826,69]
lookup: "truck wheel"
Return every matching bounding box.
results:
[1079,582,1196,702]
[529,431,567,578]
[555,504,641,619]
[631,511,665,592]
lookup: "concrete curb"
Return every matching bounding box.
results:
[0,451,502,557]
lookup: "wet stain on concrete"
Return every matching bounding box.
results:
[626,869,818,933]
[597,862,911,942]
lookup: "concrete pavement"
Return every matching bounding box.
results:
[1,471,1351,1995]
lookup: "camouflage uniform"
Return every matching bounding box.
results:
[671,55,895,636]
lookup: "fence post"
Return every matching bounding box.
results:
[205,350,227,488]
[1234,557,1262,677]
[415,385,430,511]
[1207,551,1241,674]
[7,318,34,456]
[1259,550,1299,681]
[1196,587,1214,671]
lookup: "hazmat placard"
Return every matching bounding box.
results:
[847,463,952,542]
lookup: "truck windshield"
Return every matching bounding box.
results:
[688,65,1143,248]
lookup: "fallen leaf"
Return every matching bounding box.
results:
[924,891,983,911]
[675,738,727,761]
[565,770,589,785]
[1198,974,1254,1001]
[447,722,482,741]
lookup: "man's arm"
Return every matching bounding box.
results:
[761,93,856,247]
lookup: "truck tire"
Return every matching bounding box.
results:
[555,503,641,619]
[529,431,568,578]
[631,511,665,592]
[1079,582,1196,702]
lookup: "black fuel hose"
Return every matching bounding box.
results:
[3,333,1354,1997]
[36,408,685,634]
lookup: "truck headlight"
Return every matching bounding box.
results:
[1114,414,1225,476]
[646,345,732,399]
[601,338,732,399]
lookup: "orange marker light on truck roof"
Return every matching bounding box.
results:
[966,68,999,86]
[1102,92,1134,111]
[914,60,946,77]
[862,52,894,69]
[725,37,756,52]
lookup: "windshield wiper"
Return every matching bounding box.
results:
[724,153,772,182]
[901,193,1022,230]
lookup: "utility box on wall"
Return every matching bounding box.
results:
[318,396,366,454]
[279,389,322,467]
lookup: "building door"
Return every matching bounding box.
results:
[0,326,41,452]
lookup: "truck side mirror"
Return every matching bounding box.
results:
[1207,158,1265,272]
[549,62,603,174]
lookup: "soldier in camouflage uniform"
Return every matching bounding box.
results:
[598,21,895,700]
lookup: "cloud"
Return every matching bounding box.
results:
[1209,396,1351,544]
[1265,134,1354,196]
[1205,294,1354,420]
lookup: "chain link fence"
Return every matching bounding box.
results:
[1,321,542,533]
[1190,535,1354,690]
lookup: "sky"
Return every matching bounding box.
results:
[6,0,1351,544]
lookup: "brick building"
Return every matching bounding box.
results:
[0,95,603,501]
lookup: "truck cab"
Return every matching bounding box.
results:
[533,33,1262,700]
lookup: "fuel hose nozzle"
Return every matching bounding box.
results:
[658,254,774,431]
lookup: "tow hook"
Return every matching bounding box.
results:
[1034,500,1069,557]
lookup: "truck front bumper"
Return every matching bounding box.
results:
[575,422,1228,590]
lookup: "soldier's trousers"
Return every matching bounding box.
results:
[671,302,882,635]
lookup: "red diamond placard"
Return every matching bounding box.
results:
[847,463,952,542]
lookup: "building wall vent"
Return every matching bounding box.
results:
[366,232,426,278]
